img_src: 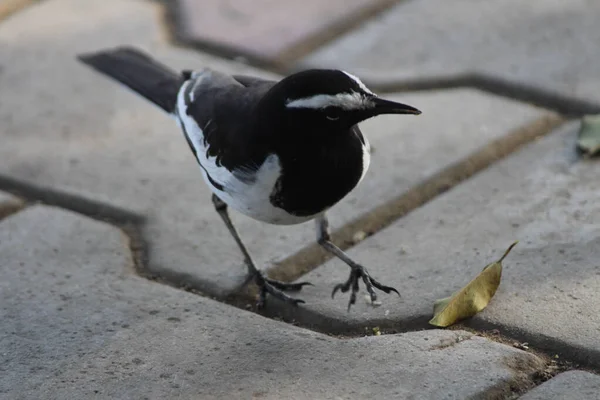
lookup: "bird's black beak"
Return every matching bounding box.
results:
[371,97,421,116]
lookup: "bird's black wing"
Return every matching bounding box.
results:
[177,69,275,177]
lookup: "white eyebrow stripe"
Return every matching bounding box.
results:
[342,71,374,95]
[286,92,375,110]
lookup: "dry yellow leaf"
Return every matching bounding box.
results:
[429,242,518,328]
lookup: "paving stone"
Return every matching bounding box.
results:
[304,0,600,102]
[0,0,555,299]
[0,207,546,398]
[291,122,600,364]
[0,190,23,219]
[519,371,600,400]
[172,0,396,62]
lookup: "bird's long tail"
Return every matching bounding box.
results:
[77,47,184,113]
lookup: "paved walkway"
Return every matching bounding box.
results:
[1,0,599,398]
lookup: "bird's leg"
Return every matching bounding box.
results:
[211,194,311,308]
[315,214,400,311]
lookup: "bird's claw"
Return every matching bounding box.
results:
[265,278,313,292]
[254,272,310,309]
[332,265,399,311]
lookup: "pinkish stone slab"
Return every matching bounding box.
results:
[172,0,396,62]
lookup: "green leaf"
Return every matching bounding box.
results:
[577,115,600,157]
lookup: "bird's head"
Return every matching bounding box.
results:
[258,69,421,136]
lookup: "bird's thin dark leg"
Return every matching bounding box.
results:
[315,214,399,311]
[211,194,311,307]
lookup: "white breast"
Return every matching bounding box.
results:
[175,82,312,225]
[358,137,371,184]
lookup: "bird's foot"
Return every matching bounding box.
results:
[331,265,399,311]
[254,271,312,309]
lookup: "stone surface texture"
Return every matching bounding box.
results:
[0,0,554,298]
[0,206,544,399]
[304,0,600,102]
[293,122,600,365]
[519,371,600,400]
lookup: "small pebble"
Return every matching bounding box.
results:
[364,294,383,307]
[352,231,367,243]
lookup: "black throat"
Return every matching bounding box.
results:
[268,125,366,217]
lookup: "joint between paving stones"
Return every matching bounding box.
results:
[446,326,600,396]
[483,353,554,400]
[362,72,473,93]
[466,319,600,373]
[0,174,145,225]
[367,72,600,118]
[469,73,600,117]
[118,225,214,305]
[266,114,566,284]
[318,323,588,400]
[141,253,221,299]
[273,0,407,67]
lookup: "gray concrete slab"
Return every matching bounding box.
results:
[0,205,545,399]
[0,0,554,298]
[288,122,600,364]
[0,191,23,219]
[519,371,600,400]
[304,0,600,103]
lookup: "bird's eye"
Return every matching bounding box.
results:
[324,107,341,121]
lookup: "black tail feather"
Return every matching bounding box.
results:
[77,47,184,113]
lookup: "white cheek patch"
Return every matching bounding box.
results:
[286,91,375,110]
[342,71,375,95]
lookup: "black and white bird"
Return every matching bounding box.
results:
[78,47,421,310]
